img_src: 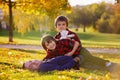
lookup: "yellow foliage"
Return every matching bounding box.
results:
[105,73,111,80]
[1,0,71,34]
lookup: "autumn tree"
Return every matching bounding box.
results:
[0,0,71,42]
[78,7,92,32]
[67,6,81,31]
[116,0,120,3]
[96,3,120,34]
[68,6,92,32]
[89,2,106,29]
[96,12,112,33]
[110,3,120,34]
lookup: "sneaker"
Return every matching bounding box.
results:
[108,63,120,79]
[108,63,120,72]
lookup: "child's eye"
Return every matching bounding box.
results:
[49,40,52,43]
[45,42,49,46]
[57,24,60,26]
[46,43,48,46]
[48,40,52,43]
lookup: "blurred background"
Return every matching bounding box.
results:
[0,0,120,45]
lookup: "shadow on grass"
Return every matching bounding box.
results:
[37,71,84,79]
[37,69,106,80]
[11,49,45,54]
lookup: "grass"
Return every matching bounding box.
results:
[0,28,120,80]
[0,48,120,80]
[0,29,120,48]
[72,28,120,48]
[0,29,120,79]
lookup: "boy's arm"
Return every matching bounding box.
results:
[65,41,79,56]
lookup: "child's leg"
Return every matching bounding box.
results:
[80,47,109,70]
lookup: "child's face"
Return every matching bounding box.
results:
[24,60,42,71]
[45,40,56,50]
[56,21,67,32]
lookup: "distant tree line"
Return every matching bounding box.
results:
[67,2,120,34]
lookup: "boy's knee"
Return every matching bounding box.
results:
[80,47,91,55]
[78,55,84,64]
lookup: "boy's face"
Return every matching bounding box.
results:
[56,21,67,32]
[24,60,42,71]
[45,40,56,50]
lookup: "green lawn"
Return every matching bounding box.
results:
[0,29,120,48]
[0,48,120,80]
[0,29,120,80]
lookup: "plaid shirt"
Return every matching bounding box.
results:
[55,29,81,44]
[43,39,81,60]
[55,29,82,49]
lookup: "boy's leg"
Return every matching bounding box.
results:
[79,47,109,70]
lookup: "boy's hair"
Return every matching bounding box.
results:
[55,15,68,27]
[41,35,56,51]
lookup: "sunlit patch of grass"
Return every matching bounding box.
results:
[92,53,120,63]
[0,48,120,80]
[1,30,120,48]
[0,36,40,45]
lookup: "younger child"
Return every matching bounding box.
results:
[41,35,80,60]
[23,56,80,72]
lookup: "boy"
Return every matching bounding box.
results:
[54,15,120,71]
[23,56,80,72]
[54,15,82,49]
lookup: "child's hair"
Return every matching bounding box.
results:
[41,35,56,51]
[55,15,68,27]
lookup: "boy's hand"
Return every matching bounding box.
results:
[73,57,80,62]
[67,34,75,38]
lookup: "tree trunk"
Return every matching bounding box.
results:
[0,21,1,30]
[83,25,86,32]
[8,0,13,42]
[75,26,79,31]
[93,22,96,30]
[116,0,120,3]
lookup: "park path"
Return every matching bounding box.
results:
[0,44,120,54]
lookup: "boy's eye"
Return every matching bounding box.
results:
[62,24,65,26]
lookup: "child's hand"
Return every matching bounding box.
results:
[55,39,59,41]
[67,34,75,38]
[64,52,73,56]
